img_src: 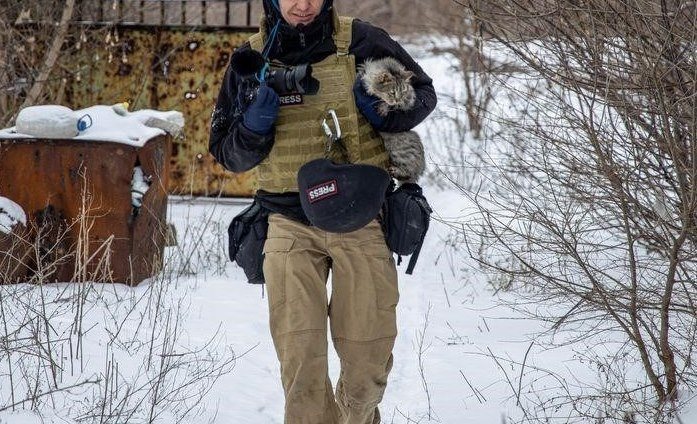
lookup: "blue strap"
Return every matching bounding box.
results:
[261,20,281,60]
[256,62,270,83]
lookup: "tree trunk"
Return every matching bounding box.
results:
[20,0,76,110]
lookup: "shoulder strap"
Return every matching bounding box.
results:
[405,210,430,275]
[249,33,265,52]
[406,190,432,275]
[335,15,354,56]
[248,14,267,52]
[405,239,423,275]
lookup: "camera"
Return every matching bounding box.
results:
[230,49,319,95]
[266,64,319,95]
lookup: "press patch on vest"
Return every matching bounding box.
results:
[279,93,304,106]
[306,180,338,203]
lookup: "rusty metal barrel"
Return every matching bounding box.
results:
[0,135,170,285]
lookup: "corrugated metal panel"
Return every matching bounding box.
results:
[73,0,263,28]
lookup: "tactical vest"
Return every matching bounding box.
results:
[249,12,389,193]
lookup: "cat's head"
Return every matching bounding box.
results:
[375,69,416,109]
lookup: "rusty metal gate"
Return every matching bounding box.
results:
[31,0,265,196]
[64,26,256,196]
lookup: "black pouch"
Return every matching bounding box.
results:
[383,182,433,274]
[228,199,269,284]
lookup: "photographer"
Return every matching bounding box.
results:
[209,0,436,423]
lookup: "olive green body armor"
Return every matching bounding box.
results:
[249,13,389,193]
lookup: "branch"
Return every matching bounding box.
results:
[19,0,76,110]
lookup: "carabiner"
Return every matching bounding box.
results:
[321,109,342,143]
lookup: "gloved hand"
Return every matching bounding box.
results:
[353,79,385,130]
[243,84,280,135]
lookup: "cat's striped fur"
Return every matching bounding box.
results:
[358,57,426,183]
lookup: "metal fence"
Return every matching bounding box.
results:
[75,0,263,28]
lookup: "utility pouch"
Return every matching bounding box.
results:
[382,182,432,274]
[228,199,269,284]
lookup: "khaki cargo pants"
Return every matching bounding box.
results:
[263,213,399,424]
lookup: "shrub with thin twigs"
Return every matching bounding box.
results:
[447,1,697,422]
[0,185,236,422]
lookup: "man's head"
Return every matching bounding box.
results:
[267,0,326,27]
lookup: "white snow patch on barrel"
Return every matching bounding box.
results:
[0,196,27,234]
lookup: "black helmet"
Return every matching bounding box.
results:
[297,159,390,233]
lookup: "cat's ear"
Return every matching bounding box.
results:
[402,70,415,81]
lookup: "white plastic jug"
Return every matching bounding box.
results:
[15,105,79,138]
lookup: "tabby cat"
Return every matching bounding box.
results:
[357,57,426,183]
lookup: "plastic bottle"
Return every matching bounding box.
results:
[15,105,80,138]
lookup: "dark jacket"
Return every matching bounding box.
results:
[209,10,437,221]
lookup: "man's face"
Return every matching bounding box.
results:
[278,0,324,27]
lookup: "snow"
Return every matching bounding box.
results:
[3,192,692,422]
[129,108,185,133]
[0,193,524,423]
[0,196,26,234]
[14,105,79,139]
[0,40,694,424]
[0,105,184,147]
[131,166,151,207]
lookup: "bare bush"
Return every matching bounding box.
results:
[0,0,82,125]
[165,197,230,278]
[454,0,697,422]
[0,188,235,421]
[0,265,235,422]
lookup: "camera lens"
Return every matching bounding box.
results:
[267,65,319,95]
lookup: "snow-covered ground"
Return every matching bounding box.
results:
[1,192,695,423]
[1,40,695,424]
[0,191,558,423]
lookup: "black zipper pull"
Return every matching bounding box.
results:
[299,32,306,48]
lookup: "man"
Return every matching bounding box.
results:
[209,0,436,422]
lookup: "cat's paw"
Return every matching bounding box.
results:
[377,103,391,117]
[388,165,410,181]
